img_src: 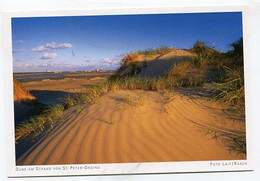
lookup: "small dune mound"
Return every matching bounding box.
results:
[114,48,195,78]
[13,78,36,102]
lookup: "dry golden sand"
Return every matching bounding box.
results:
[17,90,245,165]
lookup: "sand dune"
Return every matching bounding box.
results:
[137,56,190,78]
[17,89,245,165]
[120,48,195,78]
[13,78,35,102]
[137,49,195,78]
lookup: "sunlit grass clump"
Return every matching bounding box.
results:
[213,67,244,109]
[118,92,146,107]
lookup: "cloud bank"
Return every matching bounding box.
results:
[13,60,120,72]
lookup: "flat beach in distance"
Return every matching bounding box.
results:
[14,71,113,105]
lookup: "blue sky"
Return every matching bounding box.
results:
[12,12,243,73]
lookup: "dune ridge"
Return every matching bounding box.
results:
[120,48,195,78]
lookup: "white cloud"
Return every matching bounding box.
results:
[102,58,113,64]
[41,53,57,59]
[57,43,72,49]
[32,42,72,52]
[12,49,26,53]
[32,46,49,52]
[45,42,57,49]
[101,58,120,64]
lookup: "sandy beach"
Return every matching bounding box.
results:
[16,73,110,106]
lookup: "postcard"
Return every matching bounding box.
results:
[2,6,253,177]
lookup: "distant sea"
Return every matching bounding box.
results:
[15,74,64,80]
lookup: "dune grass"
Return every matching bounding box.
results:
[136,46,172,56]
[166,60,205,87]
[169,38,244,109]
[121,46,172,65]
[15,104,64,142]
[212,39,244,110]
[118,92,146,107]
[161,91,175,104]
[190,39,246,154]
[117,46,173,74]
[197,124,246,155]
[75,105,84,114]
[213,66,244,109]
[160,91,175,113]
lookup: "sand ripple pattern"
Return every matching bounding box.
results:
[17,90,246,165]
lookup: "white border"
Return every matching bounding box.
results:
[2,6,253,178]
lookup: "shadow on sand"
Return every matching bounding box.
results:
[30,90,74,106]
[15,90,74,160]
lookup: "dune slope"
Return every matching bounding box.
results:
[17,90,245,165]
[138,49,195,78]
[13,78,35,102]
[120,48,195,78]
